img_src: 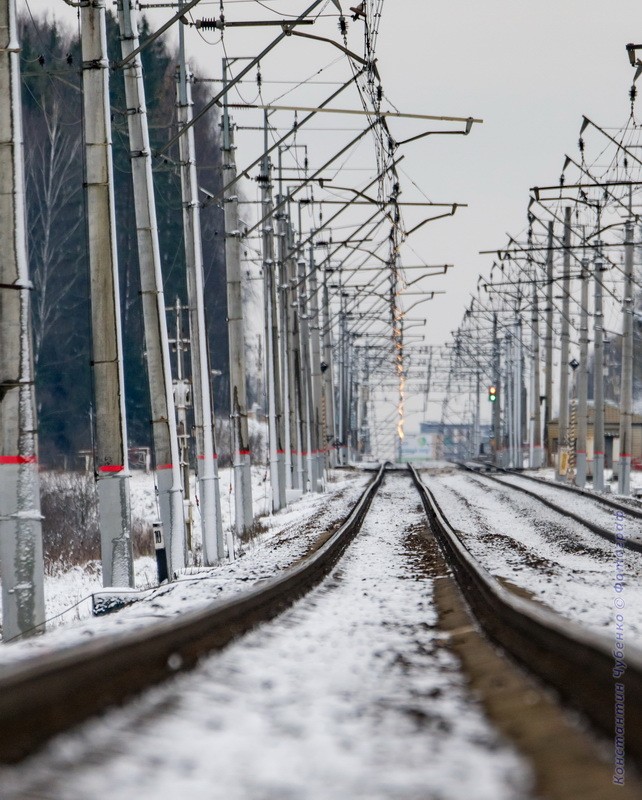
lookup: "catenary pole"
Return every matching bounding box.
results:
[308,240,325,488]
[514,318,522,468]
[575,251,589,487]
[531,261,543,468]
[556,207,572,482]
[505,332,514,466]
[171,299,193,553]
[298,249,316,490]
[222,63,253,532]
[275,177,294,489]
[0,0,46,638]
[286,214,306,490]
[117,0,186,576]
[321,265,337,466]
[492,313,502,466]
[80,0,134,587]
[260,114,286,511]
[593,238,606,491]
[176,39,225,561]
[618,218,634,496]
[544,221,554,466]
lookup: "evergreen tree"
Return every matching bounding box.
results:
[20,12,228,467]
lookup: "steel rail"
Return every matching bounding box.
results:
[409,464,642,767]
[495,466,642,519]
[459,465,642,554]
[0,465,384,763]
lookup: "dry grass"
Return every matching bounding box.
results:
[40,472,153,574]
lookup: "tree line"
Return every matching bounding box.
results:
[20,13,230,467]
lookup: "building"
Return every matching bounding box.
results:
[546,402,642,471]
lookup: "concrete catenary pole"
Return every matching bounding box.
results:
[505,332,514,466]
[513,318,522,468]
[575,253,590,487]
[544,222,554,466]
[116,0,186,576]
[321,266,337,467]
[222,64,253,532]
[260,116,286,511]
[593,238,606,491]
[176,46,225,562]
[0,0,46,638]
[556,207,572,482]
[474,368,481,459]
[276,183,294,489]
[297,250,315,490]
[492,313,502,466]
[289,220,307,490]
[308,242,325,487]
[80,0,134,587]
[618,219,634,496]
[531,265,543,468]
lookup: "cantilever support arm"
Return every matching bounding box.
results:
[288,29,369,65]
[405,204,464,236]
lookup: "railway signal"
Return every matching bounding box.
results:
[488,385,497,402]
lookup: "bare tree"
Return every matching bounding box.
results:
[25,95,84,366]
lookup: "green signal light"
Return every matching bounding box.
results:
[488,386,497,402]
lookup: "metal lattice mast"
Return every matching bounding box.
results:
[0,0,46,638]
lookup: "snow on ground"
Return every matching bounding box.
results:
[425,470,642,641]
[1,466,266,639]
[0,469,370,665]
[495,473,642,546]
[524,464,642,501]
[0,473,531,800]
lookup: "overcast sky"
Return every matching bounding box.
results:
[23,0,642,436]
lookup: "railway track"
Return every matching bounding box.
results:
[0,466,385,763]
[411,465,642,768]
[1,463,641,796]
[459,464,642,553]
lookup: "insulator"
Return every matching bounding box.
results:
[630,84,637,103]
[66,52,73,65]
[624,157,629,170]
[256,68,262,88]
[338,15,347,36]
[197,17,222,30]
[578,137,584,152]
[38,54,45,67]
[376,84,383,103]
